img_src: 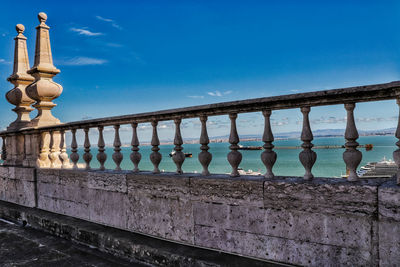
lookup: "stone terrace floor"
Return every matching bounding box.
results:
[0,220,148,266]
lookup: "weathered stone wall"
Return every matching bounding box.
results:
[0,165,399,266]
[0,166,36,207]
[378,180,400,266]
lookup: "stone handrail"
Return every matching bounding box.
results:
[1,12,400,183]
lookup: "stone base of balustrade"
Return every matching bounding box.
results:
[0,165,399,266]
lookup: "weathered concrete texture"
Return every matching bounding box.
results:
[192,177,380,266]
[378,180,400,266]
[37,169,130,229]
[37,169,90,220]
[1,166,400,266]
[0,166,35,207]
[127,173,193,243]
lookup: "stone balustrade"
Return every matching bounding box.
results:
[0,80,399,183]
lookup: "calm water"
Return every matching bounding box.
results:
[68,135,397,177]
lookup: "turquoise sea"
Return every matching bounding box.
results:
[70,135,397,178]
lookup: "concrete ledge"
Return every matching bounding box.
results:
[0,200,286,267]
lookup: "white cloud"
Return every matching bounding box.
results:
[305,116,397,126]
[207,90,222,97]
[57,57,107,66]
[81,115,93,120]
[96,16,122,30]
[272,121,289,126]
[0,58,11,64]
[223,90,232,95]
[207,90,232,97]
[70,27,103,36]
[187,95,204,99]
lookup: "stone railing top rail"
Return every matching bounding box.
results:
[1,80,400,136]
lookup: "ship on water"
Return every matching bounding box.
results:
[342,157,397,178]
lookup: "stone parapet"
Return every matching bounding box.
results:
[0,166,399,266]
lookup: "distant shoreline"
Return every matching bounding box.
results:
[113,133,394,147]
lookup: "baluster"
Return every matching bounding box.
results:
[261,109,277,178]
[37,131,51,168]
[299,107,317,180]
[82,128,92,170]
[1,136,6,164]
[97,126,107,170]
[343,103,362,181]
[59,130,69,168]
[70,129,79,169]
[393,98,400,185]
[227,113,242,177]
[172,118,185,174]
[150,120,162,173]
[49,131,62,168]
[130,122,141,172]
[199,115,212,175]
[112,125,123,170]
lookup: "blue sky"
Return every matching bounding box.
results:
[0,0,399,141]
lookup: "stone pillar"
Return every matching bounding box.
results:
[26,12,63,127]
[6,24,35,130]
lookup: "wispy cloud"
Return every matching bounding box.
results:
[302,116,398,126]
[208,91,222,97]
[70,27,103,36]
[207,90,232,97]
[106,43,123,48]
[81,116,93,120]
[57,57,107,66]
[96,16,122,30]
[272,121,289,126]
[187,95,204,99]
[0,58,11,64]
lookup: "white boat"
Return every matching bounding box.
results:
[342,157,397,179]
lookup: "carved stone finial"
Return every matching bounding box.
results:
[6,24,35,130]
[16,24,25,34]
[38,12,47,24]
[26,12,63,127]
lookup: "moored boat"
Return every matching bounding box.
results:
[237,145,262,150]
[169,151,193,158]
